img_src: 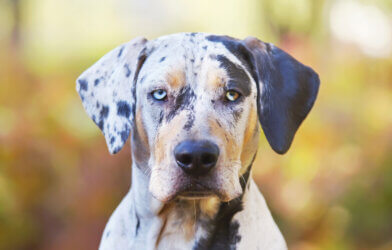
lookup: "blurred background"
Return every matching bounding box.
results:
[0,0,391,249]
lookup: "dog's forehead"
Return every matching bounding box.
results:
[151,33,235,56]
[139,33,253,92]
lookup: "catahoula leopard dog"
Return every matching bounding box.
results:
[76,33,319,250]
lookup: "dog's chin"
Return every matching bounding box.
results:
[149,184,242,203]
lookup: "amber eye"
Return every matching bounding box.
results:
[225,90,240,102]
[151,89,167,101]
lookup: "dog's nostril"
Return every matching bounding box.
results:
[177,154,192,166]
[201,153,216,165]
[174,140,220,177]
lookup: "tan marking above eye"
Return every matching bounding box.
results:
[206,67,226,91]
[166,69,185,89]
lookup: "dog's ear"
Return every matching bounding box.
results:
[243,37,320,154]
[76,37,148,154]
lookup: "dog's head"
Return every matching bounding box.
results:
[76,33,319,202]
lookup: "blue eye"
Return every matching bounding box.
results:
[151,89,167,101]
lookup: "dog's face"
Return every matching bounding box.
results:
[134,34,260,201]
[76,33,319,203]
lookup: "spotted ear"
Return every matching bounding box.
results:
[76,37,148,154]
[243,37,320,154]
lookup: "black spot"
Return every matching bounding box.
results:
[112,146,122,154]
[78,79,88,91]
[124,63,131,77]
[120,129,129,143]
[94,78,100,86]
[131,103,136,120]
[98,120,104,130]
[110,137,115,145]
[183,113,195,131]
[166,86,195,121]
[158,111,164,124]
[95,106,109,131]
[105,230,111,238]
[100,106,109,119]
[190,58,195,63]
[190,32,198,37]
[159,57,166,62]
[202,46,207,50]
[206,35,256,81]
[216,55,251,97]
[117,101,131,118]
[135,214,140,236]
[118,46,124,57]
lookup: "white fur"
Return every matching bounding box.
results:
[77,33,288,250]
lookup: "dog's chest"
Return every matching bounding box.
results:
[153,198,219,249]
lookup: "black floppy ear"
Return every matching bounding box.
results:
[243,37,320,154]
[76,37,148,154]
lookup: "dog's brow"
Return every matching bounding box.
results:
[166,69,185,89]
[166,86,196,122]
[215,55,251,97]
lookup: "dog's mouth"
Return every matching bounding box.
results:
[177,180,215,199]
[149,161,244,203]
[178,191,214,199]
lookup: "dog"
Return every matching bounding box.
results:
[76,32,319,250]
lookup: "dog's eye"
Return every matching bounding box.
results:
[151,89,167,101]
[225,90,240,102]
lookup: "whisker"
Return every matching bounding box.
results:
[194,200,199,236]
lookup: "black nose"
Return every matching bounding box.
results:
[174,140,219,177]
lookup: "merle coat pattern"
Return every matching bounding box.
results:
[76,33,320,250]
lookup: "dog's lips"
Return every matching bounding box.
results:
[178,191,214,199]
[175,179,216,199]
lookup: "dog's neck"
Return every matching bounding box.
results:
[128,162,252,249]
